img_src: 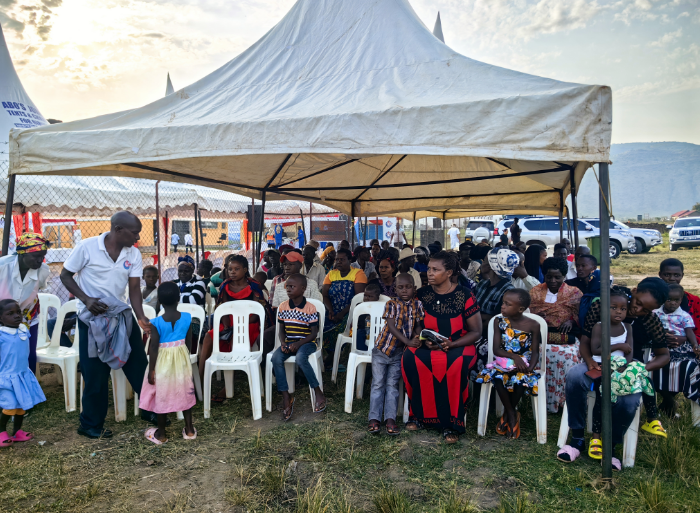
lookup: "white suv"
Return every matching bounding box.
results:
[583,219,661,255]
[669,217,700,251]
[496,217,633,258]
[463,219,496,244]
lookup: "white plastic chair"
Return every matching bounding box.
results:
[331,293,390,383]
[476,314,549,444]
[36,299,80,412]
[36,293,61,351]
[344,301,387,413]
[265,299,325,413]
[203,301,265,420]
[557,392,641,468]
[205,291,215,317]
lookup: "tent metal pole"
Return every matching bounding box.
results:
[258,192,267,269]
[599,162,613,479]
[194,203,200,266]
[570,168,580,248]
[559,190,564,241]
[252,198,257,269]
[198,207,204,261]
[350,202,355,247]
[566,207,573,243]
[309,202,313,245]
[155,181,162,282]
[363,217,367,246]
[412,212,416,247]
[2,175,15,256]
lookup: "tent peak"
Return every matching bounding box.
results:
[433,12,444,43]
[165,73,174,96]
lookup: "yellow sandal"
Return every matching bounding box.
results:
[588,438,603,460]
[641,420,668,438]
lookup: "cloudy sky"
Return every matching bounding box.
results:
[1,0,698,144]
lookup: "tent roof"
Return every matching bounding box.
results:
[8,0,611,218]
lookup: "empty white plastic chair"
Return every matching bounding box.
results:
[332,293,390,383]
[344,301,386,413]
[203,301,265,420]
[265,299,325,413]
[36,299,80,412]
[36,293,61,351]
[476,313,548,444]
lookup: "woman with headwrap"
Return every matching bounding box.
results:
[320,244,336,272]
[472,248,517,378]
[529,257,583,413]
[368,250,398,298]
[0,233,51,374]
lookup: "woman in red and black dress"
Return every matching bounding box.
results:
[402,251,482,443]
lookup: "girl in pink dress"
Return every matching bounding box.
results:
[139,282,196,443]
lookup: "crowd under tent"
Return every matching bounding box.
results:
[4,0,618,475]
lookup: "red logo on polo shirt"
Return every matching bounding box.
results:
[124,260,132,269]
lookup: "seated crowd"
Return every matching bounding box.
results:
[2,217,697,464]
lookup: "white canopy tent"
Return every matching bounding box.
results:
[7,0,611,222]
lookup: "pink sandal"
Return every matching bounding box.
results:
[11,430,33,442]
[0,431,13,448]
[557,445,581,463]
[145,427,167,445]
[182,428,197,440]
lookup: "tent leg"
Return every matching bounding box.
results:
[194,203,199,266]
[570,168,580,248]
[258,192,267,267]
[412,212,416,247]
[2,175,15,256]
[559,190,564,241]
[599,162,612,479]
[309,202,313,245]
[155,181,161,282]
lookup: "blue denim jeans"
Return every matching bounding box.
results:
[368,348,403,422]
[564,362,641,446]
[271,342,319,392]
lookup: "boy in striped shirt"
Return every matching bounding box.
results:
[272,274,326,421]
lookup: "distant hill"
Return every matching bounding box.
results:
[574,142,700,219]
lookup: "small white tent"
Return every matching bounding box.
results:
[8,0,611,219]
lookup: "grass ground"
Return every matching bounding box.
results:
[2,246,699,513]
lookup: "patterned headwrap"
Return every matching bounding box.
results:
[16,232,50,254]
[487,248,519,279]
[177,255,195,269]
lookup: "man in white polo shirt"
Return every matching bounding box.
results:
[61,211,158,439]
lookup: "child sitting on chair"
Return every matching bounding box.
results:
[272,274,326,421]
[139,282,197,444]
[0,299,46,447]
[368,274,424,436]
[476,289,541,439]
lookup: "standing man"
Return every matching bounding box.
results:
[298,225,306,249]
[60,211,159,439]
[0,233,51,374]
[184,232,193,254]
[510,218,522,245]
[301,244,326,289]
[389,220,407,248]
[447,223,460,250]
[171,232,180,253]
[274,224,284,249]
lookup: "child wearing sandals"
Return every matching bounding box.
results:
[368,273,423,436]
[272,274,326,421]
[476,289,541,439]
[0,299,45,447]
[558,288,664,471]
[139,282,197,444]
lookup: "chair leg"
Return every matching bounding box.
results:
[224,370,234,398]
[495,394,504,417]
[177,411,184,420]
[396,381,404,419]
[191,363,203,401]
[56,364,64,386]
[216,370,222,381]
[692,401,700,427]
[111,370,127,422]
[476,382,492,437]
[203,363,213,419]
[557,403,570,448]
[247,361,263,420]
[355,362,366,400]
[403,393,409,423]
[126,380,134,400]
[64,359,78,413]
[344,353,358,413]
[331,338,343,384]
[534,392,547,444]
[134,392,140,416]
[622,402,641,468]
[265,355,273,412]
[285,362,296,394]
[308,357,323,412]
[586,391,595,433]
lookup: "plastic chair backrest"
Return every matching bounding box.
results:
[341,293,391,337]
[158,303,206,328]
[161,267,178,282]
[350,301,387,354]
[486,313,548,370]
[265,280,273,291]
[212,300,266,356]
[272,298,326,352]
[38,293,61,346]
[47,299,78,349]
[143,305,157,320]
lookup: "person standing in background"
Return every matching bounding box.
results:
[298,226,306,249]
[171,232,180,253]
[274,224,284,248]
[447,223,460,250]
[184,233,193,254]
[510,218,521,245]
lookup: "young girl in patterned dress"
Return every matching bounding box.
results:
[139,282,197,444]
[477,289,541,439]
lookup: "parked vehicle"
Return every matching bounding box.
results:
[669,217,700,251]
[464,219,496,243]
[582,219,661,254]
[496,217,634,258]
